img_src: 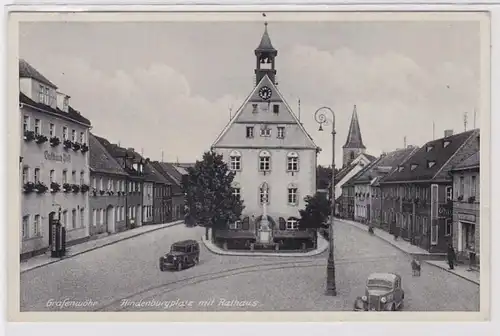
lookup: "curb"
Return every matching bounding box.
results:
[201,234,329,257]
[20,221,184,274]
[421,261,480,286]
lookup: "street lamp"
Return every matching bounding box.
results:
[314,106,337,296]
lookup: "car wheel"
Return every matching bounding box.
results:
[177,262,183,271]
[194,256,199,264]
[391,304,396,311]
[159,264,165,272]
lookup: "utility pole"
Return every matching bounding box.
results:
[298,98,301,122]
[464,112,468,132]
[161,150,164,162]
[403,136,407,148]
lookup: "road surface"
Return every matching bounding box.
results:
[20,221,479,311]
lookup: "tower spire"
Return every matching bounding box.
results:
[254,20,278,85]
[343,105,366,149]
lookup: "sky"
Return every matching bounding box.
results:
[19,19,482,166]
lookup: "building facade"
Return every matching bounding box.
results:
[144,163,172,224]
[152,162,187,222]
[451,151,480,266]
[211,23,318,246]
[88,133,128,235]
[20,59,91,259]
[342,105,367,168]
[379,129,480,253]
[142,180,154,225]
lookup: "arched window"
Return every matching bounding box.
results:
[286,217,299,230]
[229,150,242,171]
[287,183,298,205]
[287,152,299,172]
[259,182,270,204]
[259,150,271,172]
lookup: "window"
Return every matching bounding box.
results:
[108,179,113,191]
[80,171,85,184]
[411,164,418,171]
[422,217,428,235]
[398,166,404,172]
[260,126,271,137]
[71,130,76,142]
[471,175,477,198]
[246,126,254,138]
[232,186,241,199]
[259,183,269,204]
[287,152,299,172]
[71,209,76,229]
[71,171,76,183]
[445,219,452,236]
[443,140,451,148]
[229,150,241,171]
[80,132,85,144]
[277,127,285,139]
[34,168,40,183]
[49,170,55,183]
[288,185,298,205]
[427,161,436,168]
[229,221,242,230]
[62,210,68,226]
[63,127,68,140]
[273,104,280,113]
[62,170,67,183]
[22,167,29,184]
[33,214,40,236]
[34,119,41,135]
[23,116,30,132]
[63,97,69,110]
[116,207,120,221]
[80,208,84,228]
[459,176,465,197]
[286,218,298,230]
[431,222,438,245]
[93,209,97,226]
[252,104,258,113]
[22,215,29,239]
[426,145,434,152]
[446,186,453,201]
[49,123,55,137]
[100,209,104,224]
[99,177,103,190]
[39,84,48,104]
[259,151,271,172]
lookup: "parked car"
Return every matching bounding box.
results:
[159,240,200,271]
[353,272,405,311]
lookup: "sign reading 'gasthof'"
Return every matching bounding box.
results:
[44,151,71,163]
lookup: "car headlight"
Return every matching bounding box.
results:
[381,297,387,303]
[362,296,367,301]
[173,256,177,260]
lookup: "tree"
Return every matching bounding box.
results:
[183,151,245,240]
[299,192,330,230]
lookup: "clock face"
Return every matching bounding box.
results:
[258,86,272,100]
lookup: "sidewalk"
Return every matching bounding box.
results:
[20,220,184,273]
[202,231,329,257]
[337,218,480,285]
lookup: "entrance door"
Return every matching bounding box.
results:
[48,211,56,245]
[367,204,371,224]
[106,206,115,233]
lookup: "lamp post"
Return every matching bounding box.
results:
[314,106,337,296]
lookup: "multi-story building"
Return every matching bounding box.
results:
[350,147,419,226]
[94,137,146,229]
[88,133,128,235]
[144,163,172,224]
[379,129,480,253]
[19,59,91,259]
[450,150,480,266]
[210,23,318,247]
[152,162,187,222]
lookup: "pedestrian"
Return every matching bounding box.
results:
[447,243,456,270]
[368,224,374,235]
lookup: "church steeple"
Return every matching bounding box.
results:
[254,22,278,85]
[342,105,367,166]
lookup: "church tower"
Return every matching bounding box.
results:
[254,22,278,85]
[342,105,366,167]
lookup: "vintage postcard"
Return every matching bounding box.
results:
[7,9,490,322]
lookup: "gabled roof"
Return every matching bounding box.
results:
[343,105,366,149]
[19,59,57,88]
[144,162,171,184]
[452,151,480,172]
[89,133,128,176]
[381,130,477,183]
[345,159,380,187]
[152,162,186,186]
[352,147,419,185]
[151,161,183,195]
[212,74,317,149]
[255,23,276,53]
[20,92,91,126]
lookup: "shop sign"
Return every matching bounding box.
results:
[458,213,476,223]
[438,206,453,218]
[44,151,71,163]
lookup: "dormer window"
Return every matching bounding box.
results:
[427,161,436,168]
[38,84,50,105]
[63,97,69,110]
[398,166,404,172]
[443,140,451,148]
[426,145,434,152]
[410,164,418,171]
[260,126,271,137]
[252,104,258,113]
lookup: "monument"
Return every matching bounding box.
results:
[258,182,272,244]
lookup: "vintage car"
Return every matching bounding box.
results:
[353,272,405,311]
[159,240,200,271]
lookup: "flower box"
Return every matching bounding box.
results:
[99,190,106,196]
[50,182,61,193]
[457,195,464,201]
[34,182,48,193]
[107,190,114,196]
[23,131,35,142]
[63,140,73,149]
[92,188,97,196]
[23,182,35,193]
[50,136,61,147]
[72,184,80,193]
[468,196,476,203]
[35,134,48,144]
[80,184,90,193]
[72,142,81,151]
[62,183,72,192]
[80,143,89,153]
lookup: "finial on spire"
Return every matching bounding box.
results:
[263,13,268,27]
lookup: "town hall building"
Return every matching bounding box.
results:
[211,23,319,249]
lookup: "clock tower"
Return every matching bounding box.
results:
[254,22,278,85]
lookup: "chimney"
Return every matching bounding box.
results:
[56,92,70,112]
[444,129,454,137]
[127,147,135,153]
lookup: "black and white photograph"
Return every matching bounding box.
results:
[7,10,490,321]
